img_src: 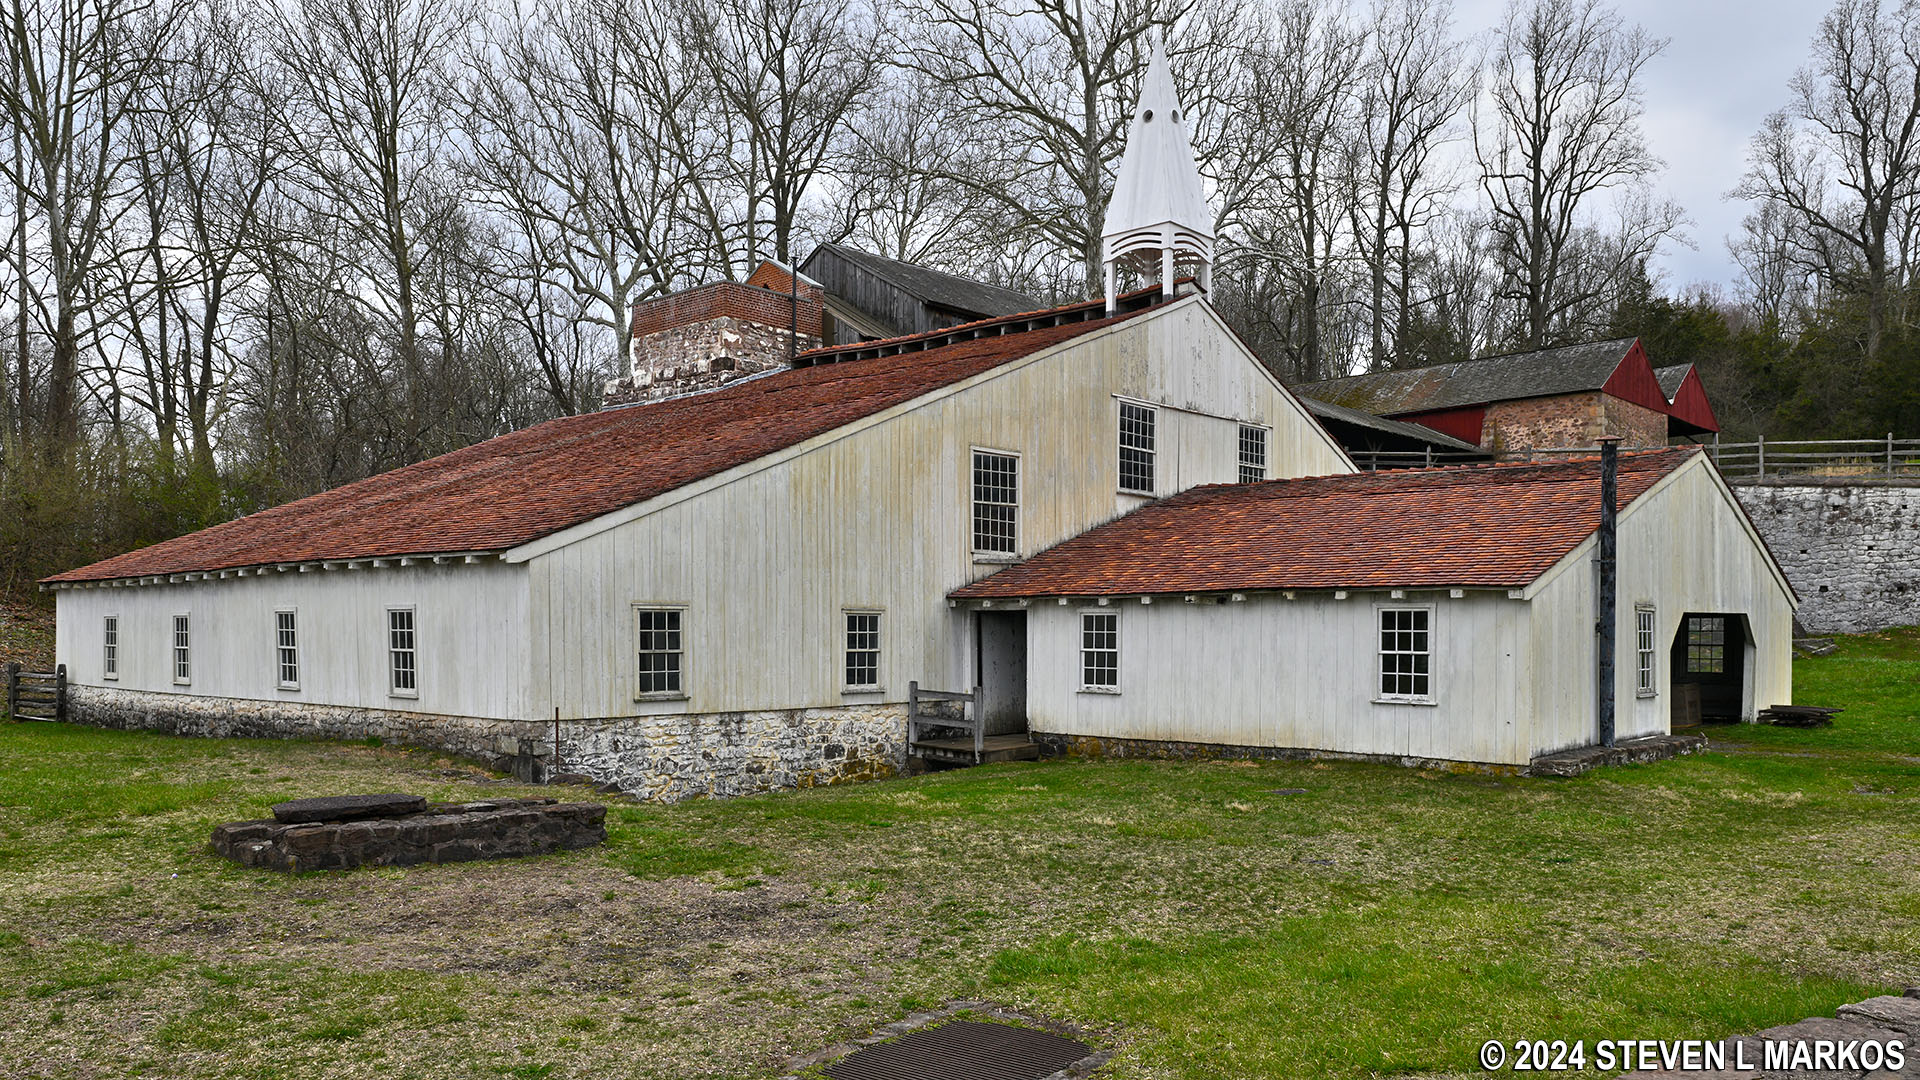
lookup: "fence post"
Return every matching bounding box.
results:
[56,663,67,722]
[1757,433,1766,480]
[1890,432,1897,477]
[4,662,17,720]
[971,684,984,764]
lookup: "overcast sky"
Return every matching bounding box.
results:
[1451,0,1830,293]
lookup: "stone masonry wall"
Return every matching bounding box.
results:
[1732,481,1920,633]
[555,706,907,802]
[601,314,820,409]
[1482,393,1669,456]
[67,685,907,802]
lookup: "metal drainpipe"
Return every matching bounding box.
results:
[1596,437,1619,748]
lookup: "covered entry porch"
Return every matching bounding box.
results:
[908,607,1039,766]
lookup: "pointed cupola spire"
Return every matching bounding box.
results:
[1103,36,1213,312]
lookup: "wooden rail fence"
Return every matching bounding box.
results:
[5,663,66,722]
[1708,435,1920,482]
[907,681,983,764]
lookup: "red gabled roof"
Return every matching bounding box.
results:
[1664,366,1720,434]
[950,448,1699,598]
[48,306,1147,585]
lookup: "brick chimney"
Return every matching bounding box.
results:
[602,262,823,408]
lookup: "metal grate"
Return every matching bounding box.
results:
[823,1020,1092,1080]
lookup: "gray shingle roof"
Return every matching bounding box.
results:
[811,244,1037,318]
[1654,363,1693,402]
[1297,396,1485,453]
[1294,338,1639,415]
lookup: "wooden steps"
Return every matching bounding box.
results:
[910,734,1040,766]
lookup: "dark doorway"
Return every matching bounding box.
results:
[975,611,1028,736]
[1671,613,1748,721]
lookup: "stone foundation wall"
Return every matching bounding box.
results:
[1028,731,1523,776]
[1732,481,1920,633]
[602,312,819,409]
[554,705,907,802]
[67,685,907,802]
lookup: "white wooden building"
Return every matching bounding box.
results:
[951,449,1796,767]
[43,42,1796,795]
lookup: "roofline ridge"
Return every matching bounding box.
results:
[1298,335,1640,389]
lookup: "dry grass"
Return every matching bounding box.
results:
[0,635,1916,1078]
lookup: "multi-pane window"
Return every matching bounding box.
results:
[1378,608,1431,700]
[1685,615,1725,674]
[1119,402,1156,493]
[387,608,417,695]
[1635,606,1657,695]
[276,610,300,689]
[1081,612,1119,689]
[844,611,881,689]
[172,614,191,684]
[971,450,1019,555]
[635,607,684,696]
[102,616,118,679]
[1238,424,1268,483]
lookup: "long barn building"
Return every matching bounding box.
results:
[43,44,1797,796]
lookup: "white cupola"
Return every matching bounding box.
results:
[1103,37,1213,312]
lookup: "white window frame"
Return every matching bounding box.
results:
[1374,604,1436,705]
[386,607,418,699]
[171,613,192,686]
[1238,424,1268,483]
[1636,605,1658,697]
[1079,609,1120,693]
[970,447,1021,561]
[1118,400,1157,494]
[102,614,119,680]
[275,609,301,691]
[842,609,883,692]
[633,604,688,701]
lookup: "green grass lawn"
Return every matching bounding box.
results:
[0,633,1915,1079]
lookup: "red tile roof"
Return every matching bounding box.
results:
[950,448,1700,598]
[48,307,1146,584]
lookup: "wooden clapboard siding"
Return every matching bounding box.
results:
[1022,591,1533,766]
[1525,454,1795,751]
[52,562,531,720]
[523,298,1353,721]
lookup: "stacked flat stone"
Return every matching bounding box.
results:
[211,794,606,872]
[1617,991,1920,1078]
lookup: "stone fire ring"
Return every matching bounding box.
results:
[212,793,607,872]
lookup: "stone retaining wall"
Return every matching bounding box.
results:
[1732,481,1920,633]
[213,798,607,872]
[68,685,908,802]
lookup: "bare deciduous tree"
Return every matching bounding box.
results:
[1351,0,1469,370]
[0,0,176,454]
[1475,0,1680,349]
[1733,0,1920,360]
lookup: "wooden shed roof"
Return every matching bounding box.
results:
[805,244,1038,319]
[950,448,1699,598]
[1295,338,1645,415]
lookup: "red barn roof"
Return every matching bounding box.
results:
[48,302,1148,585]
[950,448,1699,598]
[1655,364,1720,434]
